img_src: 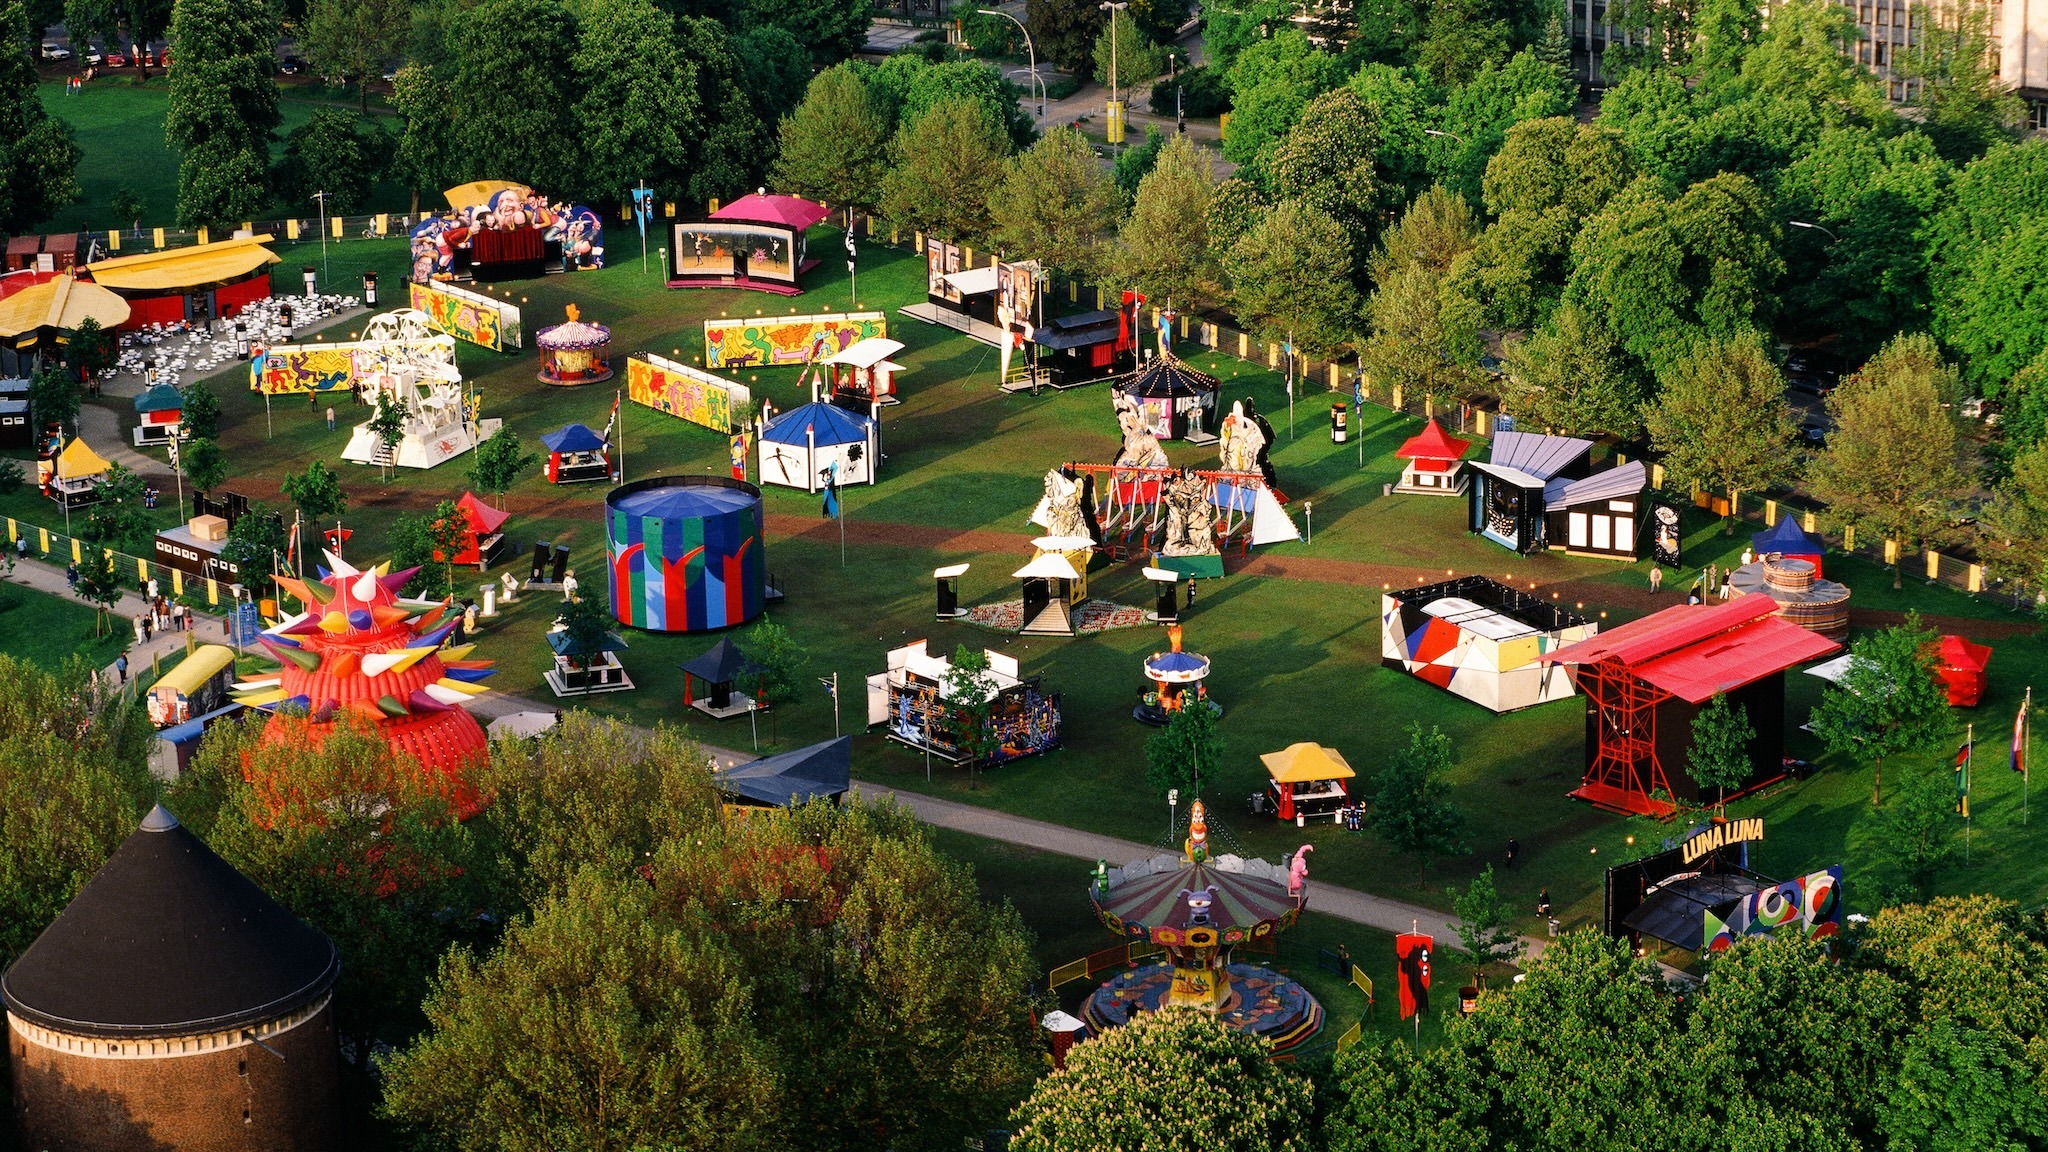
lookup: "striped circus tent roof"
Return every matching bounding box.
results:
[1093,853,1299,943]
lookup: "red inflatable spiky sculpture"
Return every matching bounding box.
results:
[232,553,494,818]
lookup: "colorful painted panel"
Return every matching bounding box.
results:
[702,312,886,369]
[626,353,752,434]
[251,347,357,395]
[409,281,523,350]
[604,477,765,633]
[1705,865,1844,950]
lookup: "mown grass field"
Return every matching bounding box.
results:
[4,226,2040,960]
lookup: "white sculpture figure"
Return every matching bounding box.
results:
[1219,400,1266,474]
[500,570,520,604]
[1160,471,1218,557]
[561,569,579,602]
[1113,395,1169,469]
[462,601,480,635]
[1032,469,1090,540]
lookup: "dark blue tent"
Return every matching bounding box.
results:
[1752,517,1823,557]
[720,736,852,808]
[542,423,608,453]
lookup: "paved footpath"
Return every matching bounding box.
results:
[5,553,222,688]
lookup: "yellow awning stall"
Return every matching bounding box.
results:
[0,275,132,342]
[444,181,531,212]
[1260,742,1357,784]
[154,644,236,699]
[85,235,279,292]
[55,437,110,480]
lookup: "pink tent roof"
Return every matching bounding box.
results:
[710,194,830,232]
[456,491,510,535]
[1938,634,1992,673]
[1541,593,1840,704]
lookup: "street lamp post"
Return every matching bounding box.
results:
[1101,1,1128,154]
[1789,220,1840,241]
[977,8,1045,123]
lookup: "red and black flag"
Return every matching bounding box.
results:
[1396,932,1432,1020]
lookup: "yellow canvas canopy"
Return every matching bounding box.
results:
[153,644,236,699]
[86,235,279,292]
[0,276,131,339]
[1260,742,1357,784]
[55,437,110,479]
[444,181,531,211]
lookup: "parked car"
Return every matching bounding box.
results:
[83,47,103,65]
[279,54,305,74]
[1788,373,1835,398]
[1800,417,1831,446]
[106,48,128,66]
[40,42,72,60]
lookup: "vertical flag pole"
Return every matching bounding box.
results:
[833,671,841,737]
[1965,722,1973,862]
[2026,686,2033,825]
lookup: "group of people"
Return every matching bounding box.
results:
[62,68,98,93]
[1648,548,1759,603]
[131,579,193,643]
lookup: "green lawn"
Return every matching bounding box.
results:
[0,577,127,670]
[7,228,2041,951]
[36,77,412,235]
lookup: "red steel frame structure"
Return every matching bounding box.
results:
[1573,655,1678,817]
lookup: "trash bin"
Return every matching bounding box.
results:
[1331,401,1348,444]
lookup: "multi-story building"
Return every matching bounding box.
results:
[1569,0,2048,126]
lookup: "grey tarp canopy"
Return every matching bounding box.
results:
[720,736,852,808]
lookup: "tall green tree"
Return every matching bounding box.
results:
[1415,0,1509,87]
[724,0,870,68]
[1026,0,1105,74]
[1267,85,1393,274]
[180,435,227,498]
[1112,133,1222,307]
[1450,864,1522,965]
[1361,187,1485,405]
[0,0,79,232]
[387,511,447,599]
[446,0,579,192]
[1222,200,1364,357]
[941,644,1005,780]
[1686,692,1755,816]
[1809,615,1953,806]
[1808,334,1969,586]
[275,110,388,215]
[280,459,348,524]
[465,425,538,510]
[1563,173,1782,382]
[165,0,281,227]
[0,655,154,966]
[381,866,777,1152]
[303,0,410,113]
[1010,1009,1315,1152]
[568,0,702,204]
[73,546,124,635]
[1497,302,1645,438]
[1644,332,1800,522]
[1458,117,1636,329]
[391,64,462,211]
[1850,767,1960,901]
[1092,6,1166,87]
[988,125,1123,280]
[27,364,80,438]
[1143,691,1223,799]
[1979,442,2048,592]
[1369,723,1467,868]
[179,380,221,440]
[771,64,893,213]
[1222,29,1344,170]
[1880,1018,2048,1150]
[217,503,286,588]
[80,463,151,552]
[673,15,775,203]
[1925,141,2048,356]
[737,615,807,706]
[1941,216,2048,391]
[879,97,1013,243]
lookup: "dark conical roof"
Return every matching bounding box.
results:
[0,805,339,1039]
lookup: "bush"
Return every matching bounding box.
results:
[1149,64,1230,118]
[0,458,22,495]
[1043,74,1083,101]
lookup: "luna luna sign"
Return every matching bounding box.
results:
[1681,817,1764,866]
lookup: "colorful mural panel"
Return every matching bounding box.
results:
[702,312,886,370]
[1704,865,1844,951]
[250,347,358,395]
[409,281,523,350]
[626,353,752,434]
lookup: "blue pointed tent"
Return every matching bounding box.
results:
[541,423,608,453]
[760,401,871,446]
[1752,516,1824,574]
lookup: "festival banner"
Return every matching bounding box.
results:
[1394,933,1432,1019]
[702,311,887,369]
[250,333,457,395]
[409,280,523,350]
[626,352,752,434]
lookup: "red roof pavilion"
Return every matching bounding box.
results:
[1540,593,1840,817]
[1393,418,1471,472]
[1935,634,1993,707]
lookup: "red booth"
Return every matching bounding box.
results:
[1935,635,1992,707]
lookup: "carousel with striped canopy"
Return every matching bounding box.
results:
[1084,800,1324,1051]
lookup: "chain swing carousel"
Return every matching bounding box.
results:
[1084,801,1323,1052]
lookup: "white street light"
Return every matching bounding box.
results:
[977,8,1045,123]
[1789,220,1840,241]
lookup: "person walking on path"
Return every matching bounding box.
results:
[326,406,336,431]
[114,654,128,684]
[1648,564,1662,594]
